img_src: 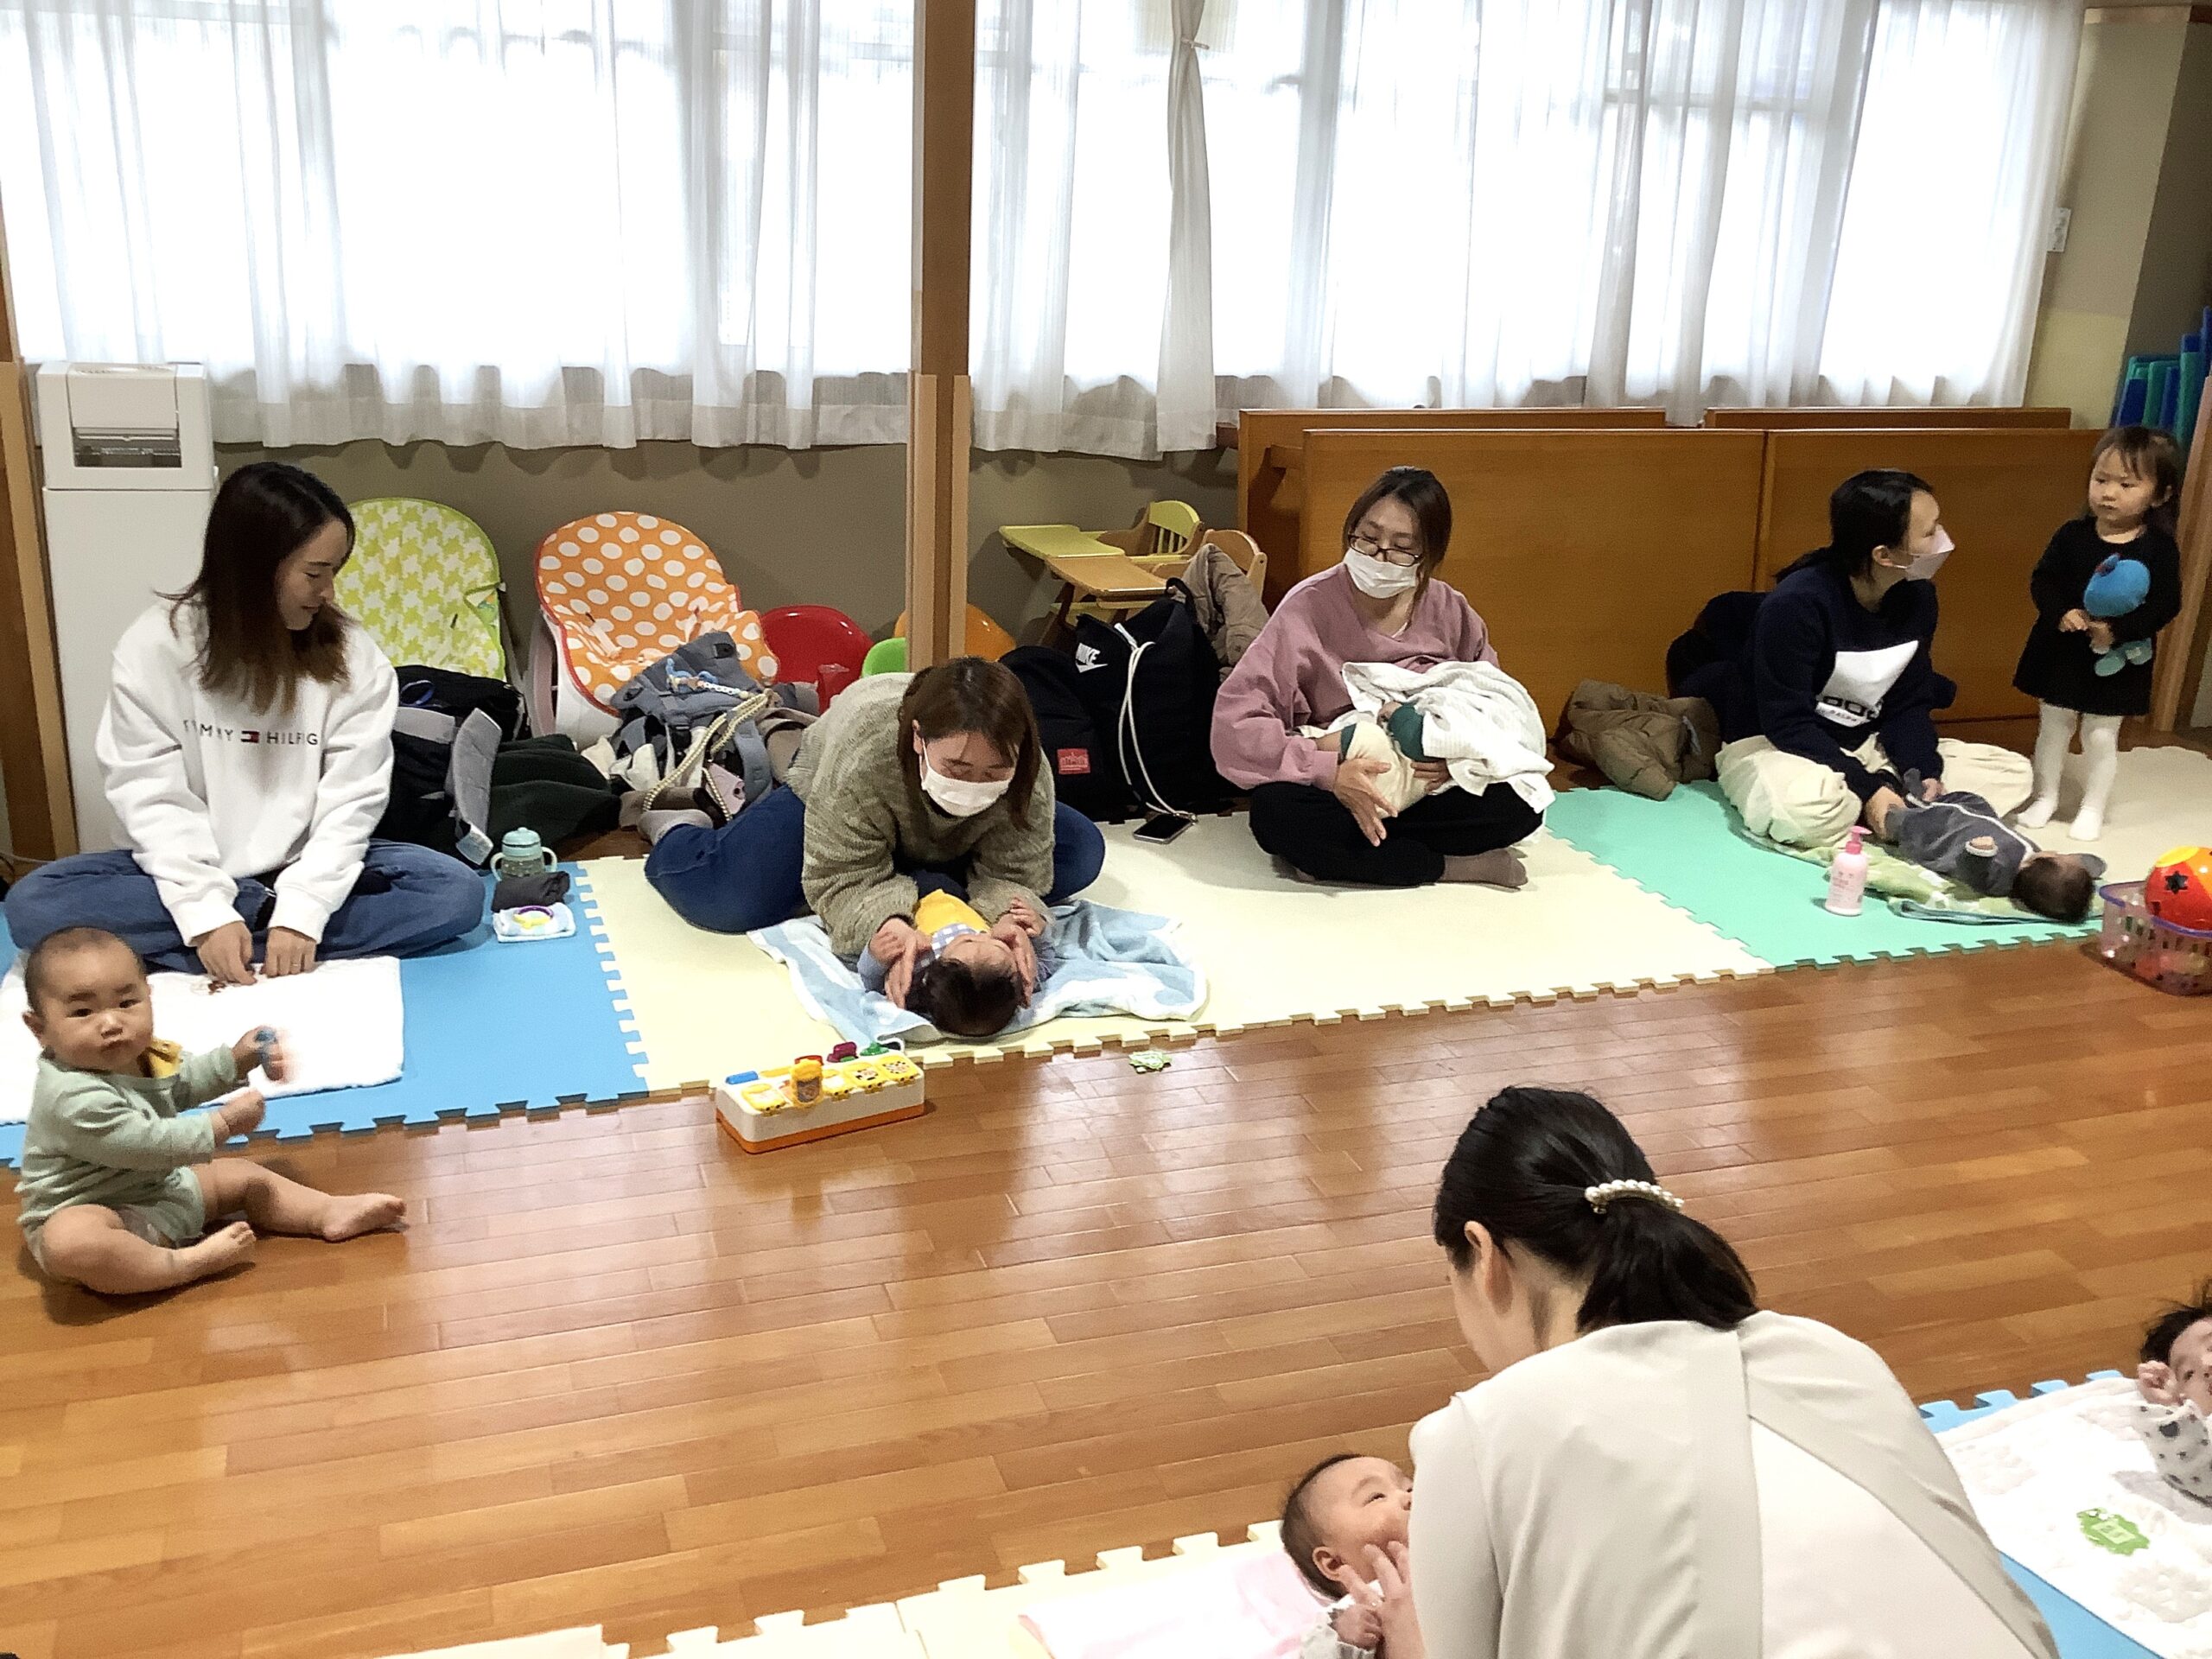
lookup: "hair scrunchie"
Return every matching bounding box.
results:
[1584,1178,1684,1216]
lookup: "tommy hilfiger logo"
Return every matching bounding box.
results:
[189,721,320,747]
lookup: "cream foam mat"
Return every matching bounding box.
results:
[584,813,1768,1089]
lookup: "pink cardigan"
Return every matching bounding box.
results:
[1211,565,1498,790]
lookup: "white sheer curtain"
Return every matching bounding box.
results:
[0,0,912,448]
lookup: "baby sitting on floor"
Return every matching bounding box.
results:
[1281,1453,1423,1658]
[1872,785,2103,923]
[16,926,404,1297]
[2136,1282,2212,1505]
[861,888,1044,1038]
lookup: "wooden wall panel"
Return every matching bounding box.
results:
[1755,428,2105,723]
[1294,428,1766,725]
[1705,406,2073,429]
[1236,408,1669,579]
[2152,378,2211,730]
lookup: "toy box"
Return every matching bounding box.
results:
[712,1051,928,1153]
[2096,880,2212,996]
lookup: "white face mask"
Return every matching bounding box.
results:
[918,750,1012,817]
[1343,547,1421,599]
[1895,525,1953,583]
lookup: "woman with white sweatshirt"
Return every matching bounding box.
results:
[6,463,482,982]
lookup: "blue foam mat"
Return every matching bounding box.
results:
[1921,1373,2158,1657]
[2,865,644,1168]
[1547,783,2088,967]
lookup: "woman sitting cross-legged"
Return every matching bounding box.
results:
[5,462,485,982]
[1211,466,1541,889]
[643,658,1106,1036]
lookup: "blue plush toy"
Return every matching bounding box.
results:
[2083,553,2154,677]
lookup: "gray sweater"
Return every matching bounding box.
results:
[785,673,1055,958]
[16,1042,238,1236]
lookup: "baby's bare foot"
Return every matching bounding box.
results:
[321,1192,406,1243]
[175,1221,257,1284]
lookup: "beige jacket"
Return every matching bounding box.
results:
[785,673,1054,957]
[1409,1312,2057,1659]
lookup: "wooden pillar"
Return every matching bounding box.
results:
[2153,375,2212,732]
[0,187,75,861]
[906,0,976,672]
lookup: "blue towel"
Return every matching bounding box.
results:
[751,899,1206,1047]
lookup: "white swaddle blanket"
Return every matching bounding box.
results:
[1938,1376,2212,1657]
[1338,659,1555,813]
[1,956,405,1123]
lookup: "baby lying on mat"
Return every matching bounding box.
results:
[861,888,1048,1039]
[1872,786,2104,923]
[1281,1453,1424,1658]
[2136,1282,2212,1505]
[16,926,404,1297]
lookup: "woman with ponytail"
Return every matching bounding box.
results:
[1404,1086,2055,1659]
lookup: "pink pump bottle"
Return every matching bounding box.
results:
[1825,826,1869,917]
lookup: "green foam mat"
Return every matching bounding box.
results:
[1545,783,2088,968]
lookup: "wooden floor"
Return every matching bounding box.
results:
[3,933,2210,1658]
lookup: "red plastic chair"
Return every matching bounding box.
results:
[758,605,873,706]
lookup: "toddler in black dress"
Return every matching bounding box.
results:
[2013,427,2183,842]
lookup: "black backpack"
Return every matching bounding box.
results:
[377,667,527,862]
[1071,581,1230,818]
[1002,645,1134,821]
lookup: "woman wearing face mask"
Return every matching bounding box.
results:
[1211,467,1541,887]
[1715,469,2030,849]
[643,658,1104,1005]
[1408,1085,2058,1659]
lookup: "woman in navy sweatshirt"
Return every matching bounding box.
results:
[1715,469,2031,849]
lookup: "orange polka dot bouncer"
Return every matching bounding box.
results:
[534,512,779,711]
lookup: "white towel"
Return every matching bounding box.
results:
[1938,1376,2212,1657]
[1,957,406,1124]
[1339,659,1555,813]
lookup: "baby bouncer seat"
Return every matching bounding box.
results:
[335,498,512,680]
[529,512,780,743]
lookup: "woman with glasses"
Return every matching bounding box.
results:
[1211,467,1541,887]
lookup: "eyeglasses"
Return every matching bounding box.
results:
[1349,537,1422,568]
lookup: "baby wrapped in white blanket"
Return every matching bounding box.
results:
[1308,661,1555,817]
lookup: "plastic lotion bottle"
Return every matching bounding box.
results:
[1825,827,1869,917]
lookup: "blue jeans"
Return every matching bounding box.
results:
[4,842,486,972]
[645,785,1108,935]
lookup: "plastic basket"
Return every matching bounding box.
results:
[2096,880,2212,995]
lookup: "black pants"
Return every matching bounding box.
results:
[1249,780,1542,887]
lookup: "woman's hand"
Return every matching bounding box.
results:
[2140,1361,2181,1408]
[1864,785,1906,840]
[2087,620,2115,652]
[989,918,1041,1001]
[263,928,318,978]
[998,896,1048,938]
[1332,755,1396,847]
[1410,760,1452,795]
[868,918,925,1008]
[1918,774,1942,803]
[2060,608,2090,632]
[194,921,256,987]
[1363,1542,1424,1659]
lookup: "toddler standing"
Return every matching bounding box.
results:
[2013,427,2183,841]
[16,925,404,1296]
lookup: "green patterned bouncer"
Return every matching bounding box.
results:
[336,498,508,678]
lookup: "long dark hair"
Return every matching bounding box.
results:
[172,461,355,712]
[2086,425,2183,540]
[897,657,1042,827]
[1432,1086,1758,1333]
[1342,467,1453,596]
[1777,468,1934,582]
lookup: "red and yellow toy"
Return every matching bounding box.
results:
[2145,845,2212,933]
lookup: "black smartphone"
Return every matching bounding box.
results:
[1134,813,1192,845]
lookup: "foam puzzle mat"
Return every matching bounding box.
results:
[582,817,1772,1090]
[0,866,643,1168]
[1548,745,2212,970]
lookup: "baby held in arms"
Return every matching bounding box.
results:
[1281,1454,1425,1659]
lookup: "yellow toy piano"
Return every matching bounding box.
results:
[712,1050,927,1154]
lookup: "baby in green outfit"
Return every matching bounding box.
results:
[17,926,404,1296]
